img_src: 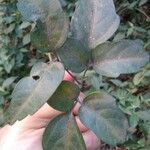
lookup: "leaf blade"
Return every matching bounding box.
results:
[79,91,129,146]
[58,38,90,73]
[17,0,69,51]
[42,113,86,150]
[92,40,149,77]
[47,81,80,112]
[70,0,120,49]
[4,62,65,125]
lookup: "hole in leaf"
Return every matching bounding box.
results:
[32,75,40,80]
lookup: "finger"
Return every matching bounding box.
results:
[82,130,101,150]
[63,71,74,81]
[14,104,63,130]
[33,103,62,120]
[75,116,88,133]
[73,92,85,116]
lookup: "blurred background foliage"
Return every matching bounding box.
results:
[0,0,150,149]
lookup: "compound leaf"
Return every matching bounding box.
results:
[92,40,149,77]
[79,91,129,146]
[70,0,120,49]
[58,38,90,73]
[42,113,86,150]
[3,62,64,126]
[47,81,80,112]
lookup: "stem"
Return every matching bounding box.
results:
[53,50,60,62]
[46,53,52,62]
[82,68,88,82]
[65,69,82,85]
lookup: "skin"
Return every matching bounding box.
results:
[0,72,101,150]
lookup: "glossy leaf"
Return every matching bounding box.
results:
[58,38,90,73]
[79,91,129,146]
[92,40,149,77]
[3,62,64,125]
[17,0,69,51]
[70,0,120,49]
[42,113,86,150]
[47,81,80,112]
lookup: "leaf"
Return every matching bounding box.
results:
[70,0,120,49]
[129,114,139,128]
[47,81,80,112]
[140,121,150,137]
[137,110,150,121]
[31,15,68,52]
[139,0,148,7]
[79,91,129,146]
[17,0,61,22]
[42,113,86,150]
[58,38,90,73]
[3,62,65,126]
[133,72,144,85]
[2,76,17,89]
[23,34,31,45]
[92,40,149,77]
[17,0,69,51]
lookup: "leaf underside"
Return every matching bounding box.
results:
[79,91,129,146]
[70,0,120,49]
[92,40,149,77]
[3,62,64,126]
[17,0,69,52]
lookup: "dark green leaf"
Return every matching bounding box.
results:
[47,81,80,112]
[79,91,129,146]
[92,40,149,77]
[17,0,61,22]
[42,113,86,150]
[17,0,69,51]
[70,0,120,49]
[3,62,64,126]
[31,14,68,52]
[58,38,90,73]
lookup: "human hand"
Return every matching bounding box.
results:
[0,73,101,150]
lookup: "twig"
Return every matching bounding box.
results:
[65,69,82,85]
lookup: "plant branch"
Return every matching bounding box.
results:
[65,69,82,85]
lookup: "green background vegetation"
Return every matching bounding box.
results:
[0,0,150,149]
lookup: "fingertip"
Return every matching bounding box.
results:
[63,71,74,81]
[33,103,62,120]
[75,116,88,133]
[82,130,101,150]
